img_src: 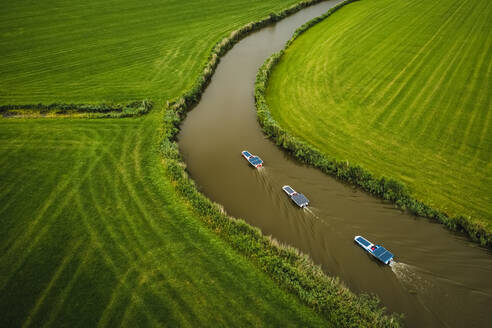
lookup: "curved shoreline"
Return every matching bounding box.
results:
[254,2,491,248]
[162,1,400,326]
[173,0,492,325]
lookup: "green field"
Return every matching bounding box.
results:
[0,0,304,104]
[0,111,334,327]
[0,0,341,326]
[266,0,492,231]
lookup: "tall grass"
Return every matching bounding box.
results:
[0,100,152,118]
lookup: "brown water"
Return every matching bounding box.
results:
[177,1,492,326]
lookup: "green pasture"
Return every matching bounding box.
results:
[0,111,330,327]
[266,0,492,231]
[0,0,337,326]
[0,0,303,104]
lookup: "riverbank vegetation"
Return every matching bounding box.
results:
[1,0,401,326]
[0,112,334,327]
[261,0,492,246]
[0,100,152,118]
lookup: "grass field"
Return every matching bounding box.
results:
[266,0,492,231]
[0,0,340,326]
[0,0,304,104]
[0,110,333,327]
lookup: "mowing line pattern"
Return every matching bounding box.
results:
[266,0,492,230]
[0,0,353,326]
[0,112,330,327]
[0,0,306,104]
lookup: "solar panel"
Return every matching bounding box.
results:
[373,247,386,257]
[292,193,309,207]
[249,157,263,165]
[377,250,394,264]
[373,247,393,263]
[356,237,371,247]
[283,186,295,194]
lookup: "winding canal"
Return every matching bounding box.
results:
[177,1,492,326]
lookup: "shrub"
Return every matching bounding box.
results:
[253,0,491,248]
[159,1,402,326]
[0,99,152,118]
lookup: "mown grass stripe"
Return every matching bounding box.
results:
[0,0,308,104]
[42,246,95,328]
[0,127,121,289]
[76,198,163,327]
[356,0,447,109]
[1,1,400,326]
[395,1,479,129]
[21,240,84,328]
[370,0,465,127]
[264,0,491,241]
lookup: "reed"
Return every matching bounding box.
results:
[255,0,492,247]
[161,1,402,325]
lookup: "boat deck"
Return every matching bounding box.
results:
[241,150,263,168]
[354,236,394,265]
[248,156,263,167]
[282,185,309,207]
[291,193,309,207]
[372,246,393,264]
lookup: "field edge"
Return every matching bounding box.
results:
[254,0,491,247]
[161,0,402,326]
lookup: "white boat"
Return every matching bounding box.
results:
[354,235,394,265]
[282,185,309,208]
[241,150,263,168]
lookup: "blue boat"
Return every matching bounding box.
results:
[241,150,263,168]
[282,185,309,208]
[354,236,394,265]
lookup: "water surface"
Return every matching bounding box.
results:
[178,1,492,326]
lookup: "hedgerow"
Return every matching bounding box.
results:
[160,1,402,326]
[253,3,491,248]
[0,100,152,118]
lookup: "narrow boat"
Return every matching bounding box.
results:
[241,150,263,168]
[282,185,309,208]
[354,235,394,265]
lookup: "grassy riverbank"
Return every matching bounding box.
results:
[265,0,492,239]
[0,111,332,327]
[0,0,400,326]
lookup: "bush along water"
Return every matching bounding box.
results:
[254,2,491,248]
[0,100,152,118]
[160,1,401,326]
[161,113,402,328]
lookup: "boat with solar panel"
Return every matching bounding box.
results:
[241,150,263,168]
[282,185,309,208]
[354,235,394,265]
